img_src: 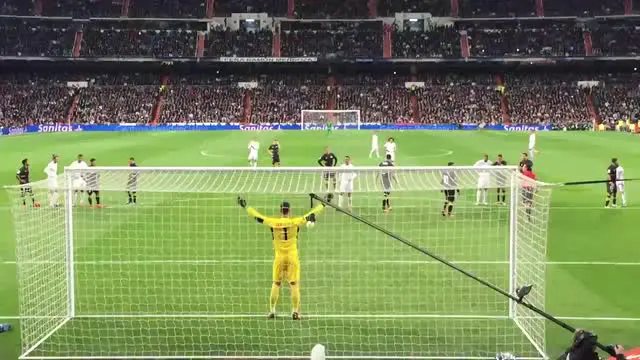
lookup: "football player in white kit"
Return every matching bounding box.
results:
[44,154,60,208]
[384,137,396,162]
[338,156,357,210]
[528,130,538,160]
[69,154,88,206]
[248,138,260,168]
[616,160,627,207]
[474,153,493,205]
[369,131,380,158]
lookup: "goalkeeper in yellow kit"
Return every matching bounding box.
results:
[237,196,325,320]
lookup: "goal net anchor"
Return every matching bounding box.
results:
[7,165,550,359]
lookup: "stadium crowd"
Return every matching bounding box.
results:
[2,17,640,59]
[280,22,383,58]
[464,21,585,57]
[0,73,629,129]
[0,0,630,17]
[505,75,592,126]
[415,76,502,125]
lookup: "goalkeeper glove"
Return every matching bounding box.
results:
[305,213,317,222]
[237,196,247,209]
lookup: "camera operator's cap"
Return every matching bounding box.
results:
[574,329,598,345]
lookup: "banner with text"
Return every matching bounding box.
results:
[4,123,553,135]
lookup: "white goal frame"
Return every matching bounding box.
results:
[8,165,549,360]
[300,109,362,130]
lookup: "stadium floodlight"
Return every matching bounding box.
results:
[7,165,550,359]
[300,109,361,130]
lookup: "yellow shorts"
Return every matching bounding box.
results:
[273,252,300,284]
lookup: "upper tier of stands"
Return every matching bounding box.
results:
[0,0,633,17]
[1,18,639,58]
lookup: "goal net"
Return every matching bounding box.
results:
[7,166,551,359]
[300,109,361,130]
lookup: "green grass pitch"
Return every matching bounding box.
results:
[0,130,639,359]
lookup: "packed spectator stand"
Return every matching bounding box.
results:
[0,0,638,130]
[2,72,632,129]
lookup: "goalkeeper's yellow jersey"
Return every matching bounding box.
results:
[246,204,324,253]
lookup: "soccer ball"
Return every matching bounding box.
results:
[311,344,326,360]
[306,221,315,229]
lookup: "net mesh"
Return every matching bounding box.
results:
[301,110,360,128]
[7,166,550,359]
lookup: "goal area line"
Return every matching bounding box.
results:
[4,314,640,321]
[3,260,640,266]
[18,356,546,360]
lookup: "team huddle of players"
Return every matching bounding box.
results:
[16,154,139,208]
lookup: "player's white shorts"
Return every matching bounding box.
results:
[477,175,491,188]
[617,181,625,192]
[72,178,87,191]
[339,181,354,193]
[248,152,258,161]
[386,152,395,161]
[48,179,58,190]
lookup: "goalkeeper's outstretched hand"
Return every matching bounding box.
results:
[237,196,247,209]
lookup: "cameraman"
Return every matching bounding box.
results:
[557,329,625,360]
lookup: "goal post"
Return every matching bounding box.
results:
[7,166,551,359]
[300,110,361,130]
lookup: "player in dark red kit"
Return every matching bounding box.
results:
[493,154,508,205]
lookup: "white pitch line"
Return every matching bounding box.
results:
[403,149,454,159]
[199,150,228,158]
[2,204,638,211]
[2,260,640,266]
[0,314,639,322]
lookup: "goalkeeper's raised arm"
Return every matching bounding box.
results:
[237,197,325,226]
[236,196,324,320]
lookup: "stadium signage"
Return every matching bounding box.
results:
[239,124,281,131]
[37,124,84,133]
[219,57,318,63]
[303,124,332,130]
[503,125,550,132]
[1,127,27,136]
[18,123,556,133]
